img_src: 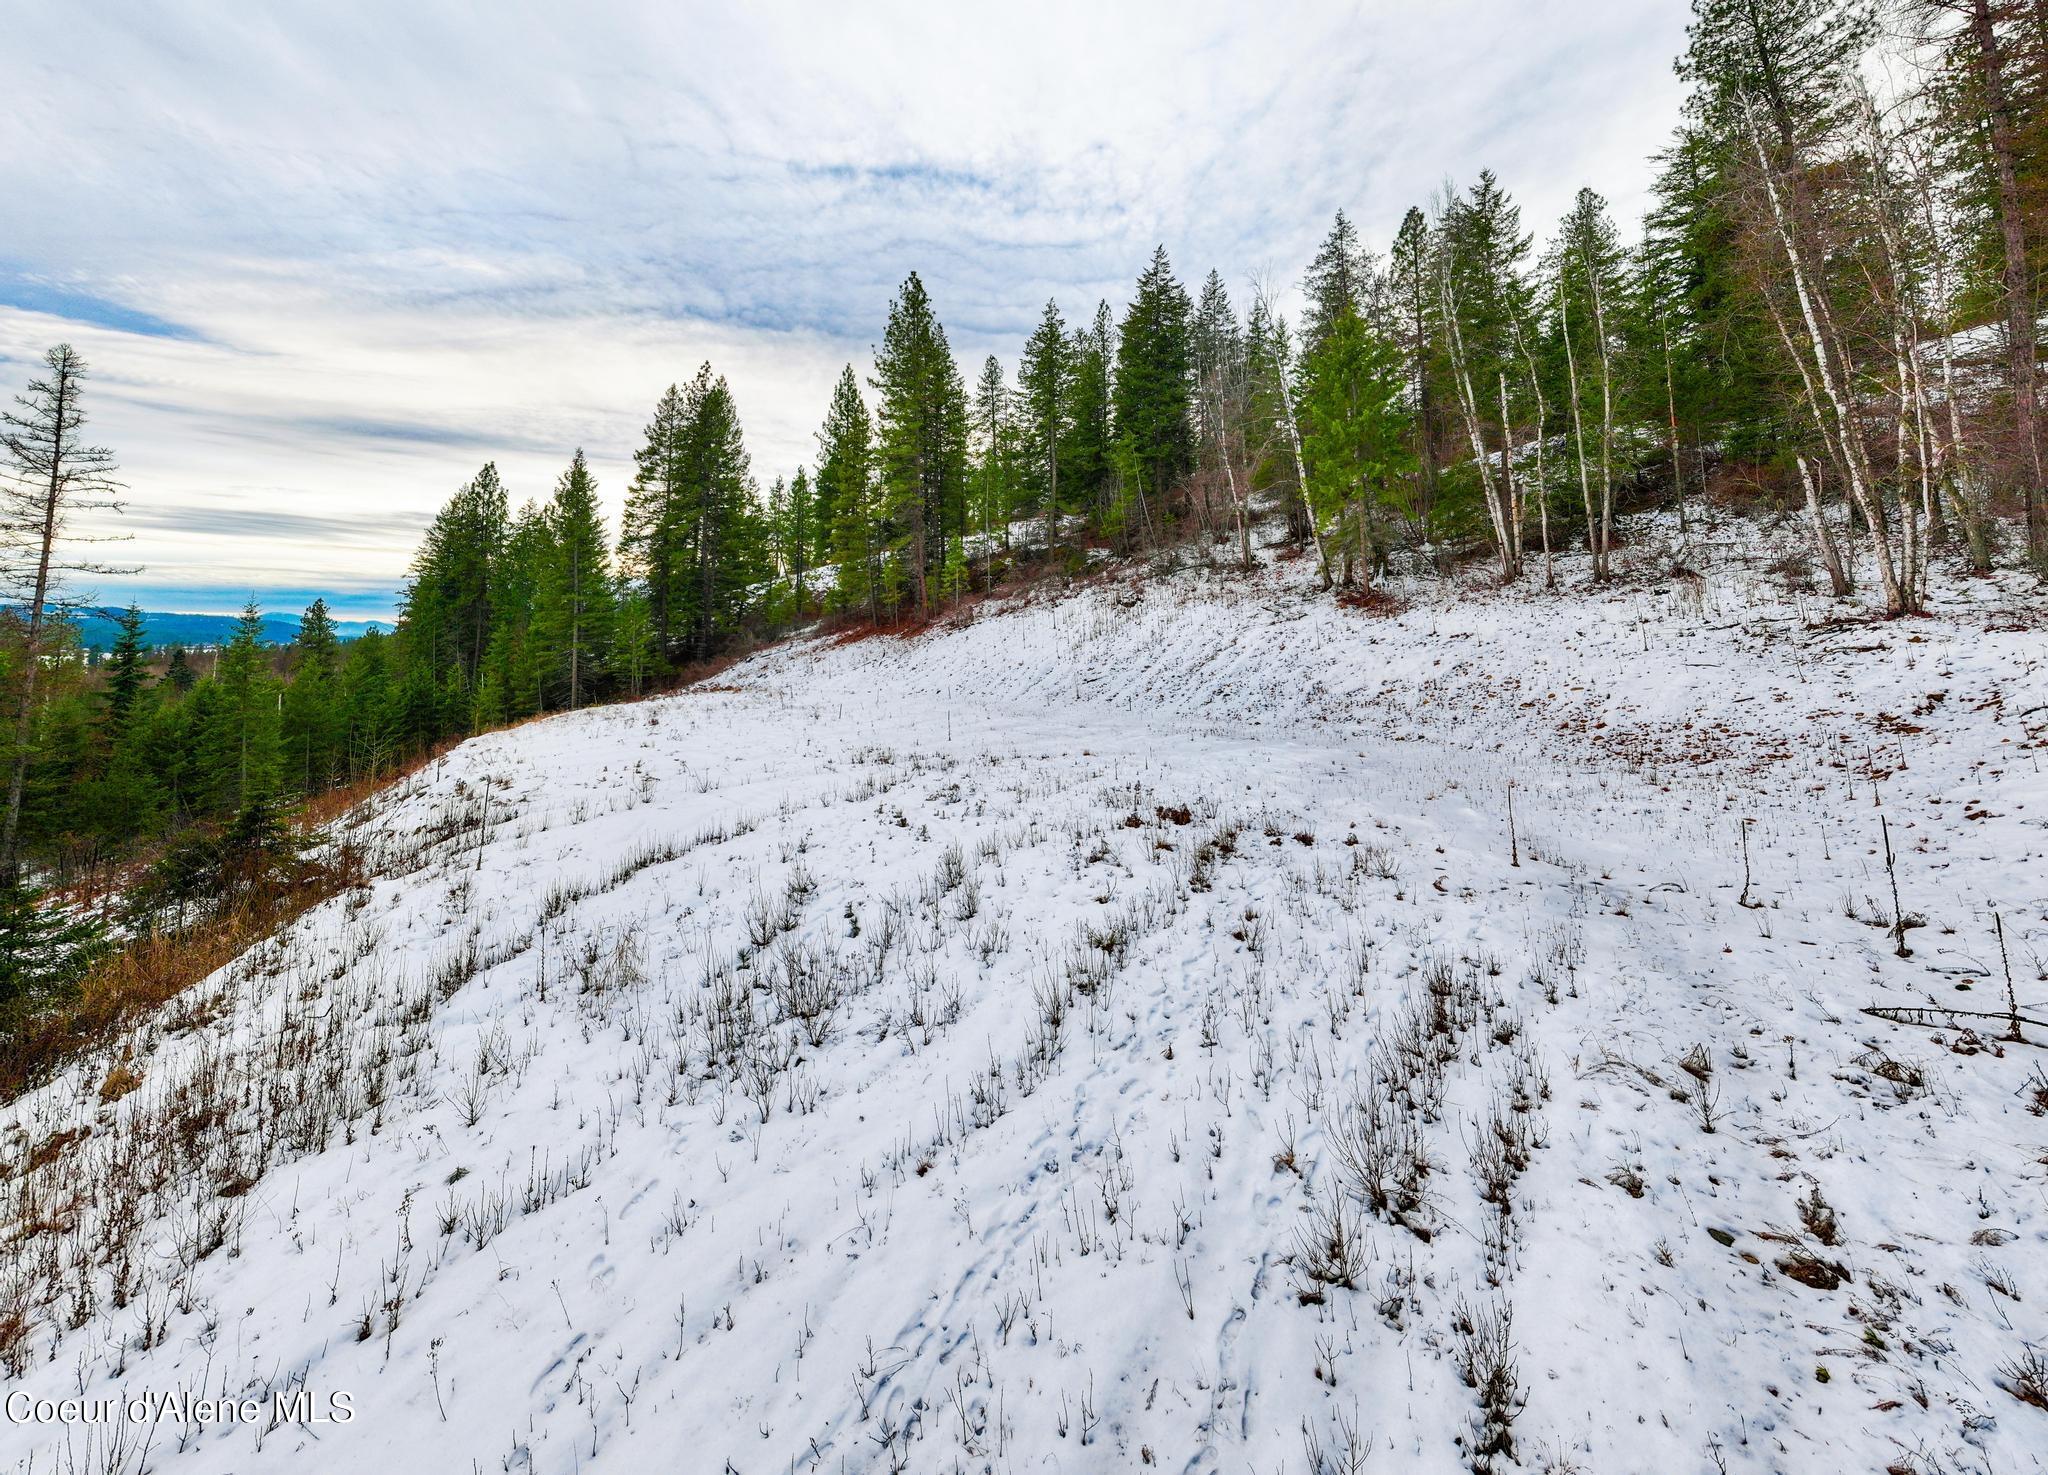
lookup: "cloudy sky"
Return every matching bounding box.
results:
[0,1,1688,619]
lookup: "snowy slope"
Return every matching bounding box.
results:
[3,525,2045,1475]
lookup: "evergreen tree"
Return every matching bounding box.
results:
[870,273,969,615]
[400,463,507,700]
[1192,272,1245,393]
[1017,301,1071,553]
[341,629,400,779]
[1302,210,1372,352]
[483,501,550,721]
[87,668,161,852]
[1192,271,1252,559]
[1114,247,1196,520]
[295,598,340,678]
[0,345,124,876]
[536,449,614,709]
[1297,307,1417,586]
[1244,294,1302,533]
[970,355,1016,577]
[1063,304,1116,532]
[620,385,691,658]
[820,366,881,620]
[202,602,283,813]
[1387,207,1444,537]
[610,591,656,697]
[1641,124,1780,469]
[164,646,196,694]
[784,468,814,617]
[679,371,765,659]
[0,875,105,1015]
[1441,174,1535,395]
[620,368,763,662]
[1679,0,1875,146]
[1681,0,1916,611]
[102,604,148,732]
[282,598,344,793]
[1438,172,1535,574]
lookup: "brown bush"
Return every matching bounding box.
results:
[0,843,363,1102]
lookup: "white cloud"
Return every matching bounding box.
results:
[0,0,1688,614]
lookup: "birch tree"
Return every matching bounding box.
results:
[1192,271,1253,566]
[1555,188,1624,580]
[1436,178,1531,579]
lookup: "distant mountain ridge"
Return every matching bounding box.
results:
[65,606,386,651]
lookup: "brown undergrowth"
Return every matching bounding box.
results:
[0,841,370,1103]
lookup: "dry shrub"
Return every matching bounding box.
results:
[0,845,363,1101]
[1337,584,1407,616]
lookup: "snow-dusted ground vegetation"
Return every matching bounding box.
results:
[2,519,2045,1475]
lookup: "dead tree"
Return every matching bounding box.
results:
[0,345,128,875]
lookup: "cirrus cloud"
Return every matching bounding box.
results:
[0,0,1688,617]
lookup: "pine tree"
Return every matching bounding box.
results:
[204,602,283,814]
[820,366,881,620]
[1682,0,1911,611]
[870,273,969,615]
[1302,210,1372,352]
[1387,207,1444,538]
[282,598,344,793]
[399,463,507,705]
[970,356,1015,581]
[102,604,148,732]
[1679,0,1875,146]
[620,369,763,662]
[536,449,614,709]
[610,591,656,697]
[1063,304,1116,533]
[295,598,340,678]
[0,874,105,1014]
[785,467,814,618]
[340,629,400,780]
[1641,125,1780,474]
[86,607,160,849]
[1298,307,1417,587]
[1244,294,1302,532]
[486,500,550,720]
[620,386,691,658]
[1114,247,1196,523]
[1438,173,1535,576]
[164,646,196,694]
[1017,301,1071,555]
[681,371,765,658]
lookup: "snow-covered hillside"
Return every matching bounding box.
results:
[4,530,2046,1475]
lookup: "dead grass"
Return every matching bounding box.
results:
[0,841,367,1103]
[1336,584,1408,617]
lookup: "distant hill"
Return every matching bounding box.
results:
[67,607,386,651]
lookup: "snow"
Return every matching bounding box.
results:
[3,516,2045,1474]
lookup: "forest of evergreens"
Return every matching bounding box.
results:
[1,0,2043,1021]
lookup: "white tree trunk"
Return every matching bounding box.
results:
[1440,256,1517,578]
[1746,102,1904,615]
[1560,286,1599,579]
[1798,455,1851,597]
